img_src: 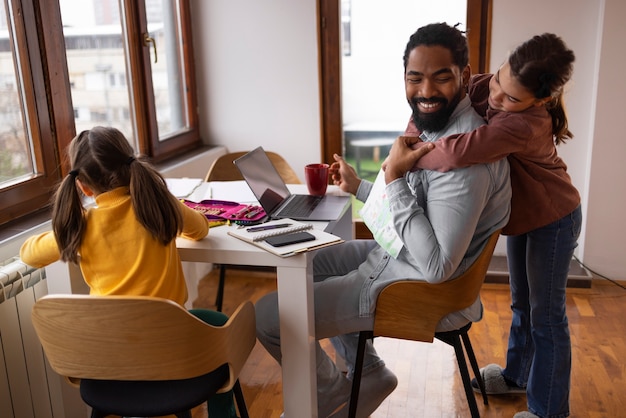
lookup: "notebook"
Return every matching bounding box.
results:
[227,218,343,257]
[233,147,350,221]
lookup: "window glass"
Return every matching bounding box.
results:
[1,0,199,227]
[146,0,189,140]
[341,0,467,181]
[60,0,136,148]
[0,2,33,187]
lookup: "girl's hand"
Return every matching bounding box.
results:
[384,137,434,184]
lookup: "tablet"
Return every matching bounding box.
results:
[265,231,316,247]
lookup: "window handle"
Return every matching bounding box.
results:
[143,33,158,63]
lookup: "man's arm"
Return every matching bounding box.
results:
[387,165,499,283]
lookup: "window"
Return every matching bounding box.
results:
[319,0,492,163]
[318,0,492,237]
[0,0,199,227]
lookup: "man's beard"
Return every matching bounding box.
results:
[410,88,463,132]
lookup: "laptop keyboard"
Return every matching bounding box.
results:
[277,195,322,218]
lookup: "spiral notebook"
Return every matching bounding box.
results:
[240,221,314,242]
[227,218,343,257]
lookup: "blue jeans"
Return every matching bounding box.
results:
[503,205,581,418]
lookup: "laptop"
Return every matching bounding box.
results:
[234,147,350,221]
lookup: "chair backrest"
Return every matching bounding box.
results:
[31,295,256,393]
[373,230,501,342]
[205,151,301,184]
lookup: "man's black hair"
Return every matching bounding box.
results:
[403,22,469,70]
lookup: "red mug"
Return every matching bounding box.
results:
[305,163,329,196]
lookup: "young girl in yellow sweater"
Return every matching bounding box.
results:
[20,126,238,418]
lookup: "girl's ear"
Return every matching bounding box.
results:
[533,97,552,107]
[76,179,94,197]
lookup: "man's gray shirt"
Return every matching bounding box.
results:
[354,96,511,323]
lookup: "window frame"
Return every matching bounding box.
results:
[0,0,69,226]
[124,0,200,163]
[0,0,200,227]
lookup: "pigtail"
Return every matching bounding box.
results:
[547,94,573,145]
[52,173,87,263]
[128,157,183,245]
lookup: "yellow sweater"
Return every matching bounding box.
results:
[20,187,209,306]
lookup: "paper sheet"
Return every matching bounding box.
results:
[358,169,404,258]
[165,178,203,198]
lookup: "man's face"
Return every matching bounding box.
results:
[405,45,469,132]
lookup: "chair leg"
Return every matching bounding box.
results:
[215,264,227,312]
[233,379,250,418]
[451,335,481,418]
[437,331,481,418]
[90,409,108,418]
[348,331,371,418]
[461,332,488,405]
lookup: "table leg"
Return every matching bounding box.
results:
[373,145,380,162]
[276,262,318,418]
[355,145,362,176]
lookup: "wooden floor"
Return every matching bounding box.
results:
[190,266,626,418]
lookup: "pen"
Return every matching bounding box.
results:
[231,205,252,218]
[244,208,263,219]
[246,223,291,232]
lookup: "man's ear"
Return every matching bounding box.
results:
[76,179,94,197]
[462,65,471,89]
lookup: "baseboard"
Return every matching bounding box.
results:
[486,255,593,288]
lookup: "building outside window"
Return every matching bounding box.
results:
[0,0,199,226]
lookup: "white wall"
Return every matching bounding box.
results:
[191,0,626,280]
[582,0,626,280]
[190,0,321,184]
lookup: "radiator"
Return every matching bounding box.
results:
[0,257,84,418]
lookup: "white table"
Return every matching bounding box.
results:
[177,183,353,418]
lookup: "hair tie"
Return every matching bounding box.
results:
[126,156,136,165]
[69,169,79,178]
[535,73,556,98]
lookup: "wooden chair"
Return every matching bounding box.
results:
[205,150,301,311]
[348,230,502,418]
[31,294,256,418]
[204,150,301,184]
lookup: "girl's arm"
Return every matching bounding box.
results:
[178,200,210,240]
[20,231,61,268]
[413,111,532,172]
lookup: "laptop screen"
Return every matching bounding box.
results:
[234,147,292,215]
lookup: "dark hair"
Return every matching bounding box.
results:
[403,22,469,71]
[52,126,183,263]
[508,33,575,144]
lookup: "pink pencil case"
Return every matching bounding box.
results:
[182,199,266,225]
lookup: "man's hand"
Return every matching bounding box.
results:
[384,136,434,184]
[330,153,361,195]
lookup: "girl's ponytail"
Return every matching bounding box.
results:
[52,171,87,263]
[128,156,182,245]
